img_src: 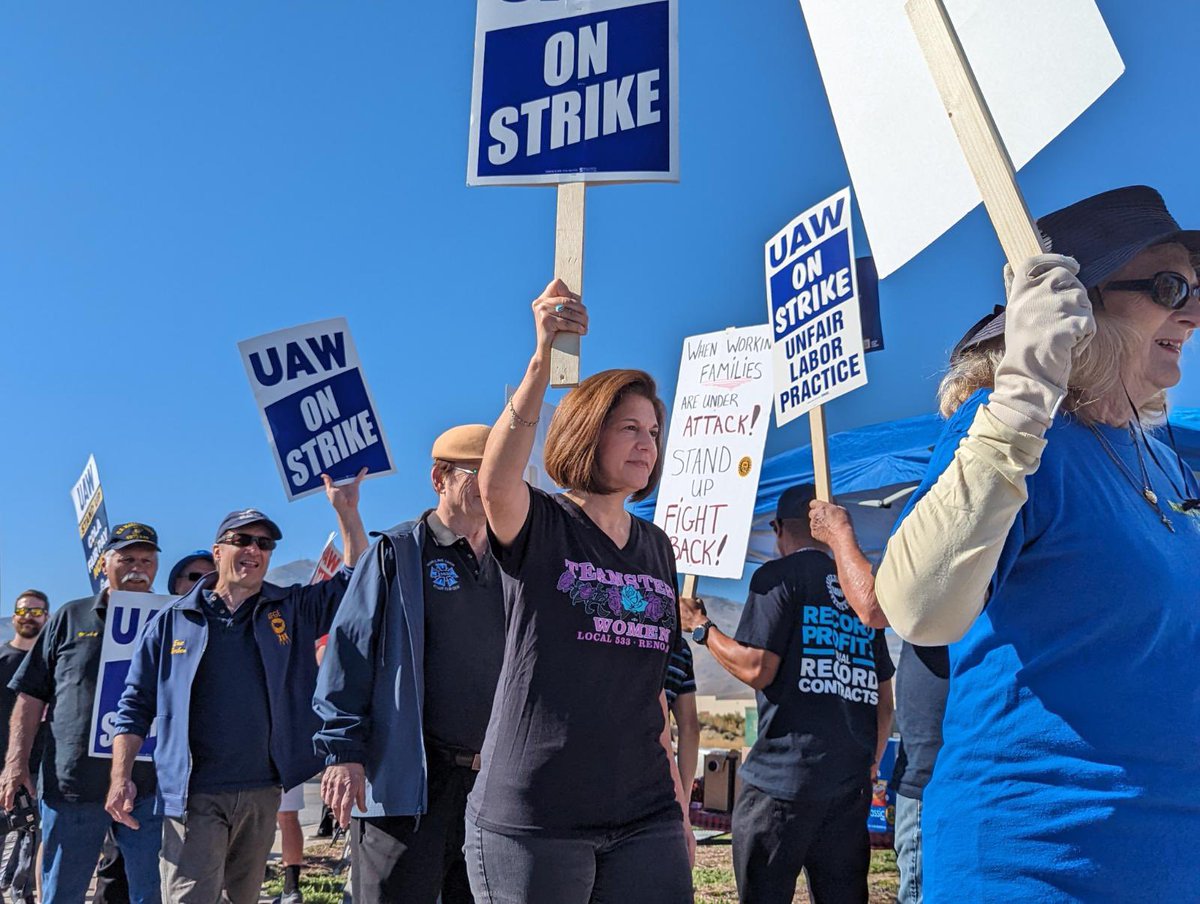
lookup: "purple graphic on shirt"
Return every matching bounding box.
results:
[557,558,677,651]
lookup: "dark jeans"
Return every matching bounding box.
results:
[464,815,692,904]
[732,780,870,904]
[350,758,477,904]
[41,796,162,904]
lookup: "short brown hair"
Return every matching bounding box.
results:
[15,589,48,607]
[544,369,666,503]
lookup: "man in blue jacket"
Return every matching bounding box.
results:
[315,425,506,904]
[106,471,367,904]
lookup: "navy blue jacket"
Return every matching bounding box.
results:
[114,570,350,818]
[313,521,427,819]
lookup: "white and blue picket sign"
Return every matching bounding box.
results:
[468,0,679,185]
[765,187,869,427]
[238,318,395,502]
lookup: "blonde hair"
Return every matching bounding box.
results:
[937,303,1164,425]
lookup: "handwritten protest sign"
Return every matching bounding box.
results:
[766,188,867,428]
[71,455,110,594]
[309,532,344,584]
[468,0,679,186]
[654,326,774,580]
[796,0,1122,276]
[90,592,174,761]
[239,318,395,502]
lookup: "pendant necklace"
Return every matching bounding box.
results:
[1087,422,1174,533]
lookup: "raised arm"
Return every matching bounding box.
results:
[808,501,888,629]
[480,279,588,545]
[323,467,368,568]
[875,255,1091,643]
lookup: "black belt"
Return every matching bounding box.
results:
[427,742,481,772]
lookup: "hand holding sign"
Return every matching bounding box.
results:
[322,467,369,514]
[533,279,589,360]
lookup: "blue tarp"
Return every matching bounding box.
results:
[634,407,1200,566]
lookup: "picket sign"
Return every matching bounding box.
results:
[904,0,1043,264]
[467,0,679,387]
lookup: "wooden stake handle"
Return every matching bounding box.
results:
[552,182,586,388]
[809,404,834,503]
[905,0,1044,267]
[682,573,699,600]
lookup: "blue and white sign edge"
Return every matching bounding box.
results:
[466,0,680,186]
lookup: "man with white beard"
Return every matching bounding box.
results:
[1,523,165,904]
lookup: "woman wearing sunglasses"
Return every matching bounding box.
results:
[464,280,693,904]
[869,186,1200,901]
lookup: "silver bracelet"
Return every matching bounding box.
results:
[507,396,539,431]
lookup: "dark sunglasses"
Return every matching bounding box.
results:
[1105,271,1200,311]
[184,570,209,581]
[219,533,277,551]
[14,607,46,618]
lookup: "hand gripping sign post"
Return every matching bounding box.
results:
[765,188,868,502]
[71,455,111,594]
[654,326,775,600]
[239,318,395,502]
[795,0,1122,277]
[468,0,679,386]
[90,591,174,761]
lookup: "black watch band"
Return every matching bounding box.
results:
[692,620,716,646]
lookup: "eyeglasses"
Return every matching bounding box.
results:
[14,608,46,618]
[185,571,209,581]
[219,533,277,551]
[1105,271,1200,311]
[452,466,480,477]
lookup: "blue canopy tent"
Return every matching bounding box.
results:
[634,408,1200,570]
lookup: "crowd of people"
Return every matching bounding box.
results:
[0,183,1197,904]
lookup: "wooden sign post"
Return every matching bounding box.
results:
[809,405,834,502]
[904,0,1043,266]
[552,183,586,387]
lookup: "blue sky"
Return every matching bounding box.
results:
[2,2,1198,608]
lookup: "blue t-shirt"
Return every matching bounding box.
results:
[905,390,1200,902]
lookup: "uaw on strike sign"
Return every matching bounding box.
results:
[239,318,395,502]
[766,187,868,427]
[467,0,678,185]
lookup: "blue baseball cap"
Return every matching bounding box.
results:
[214,509,283,542]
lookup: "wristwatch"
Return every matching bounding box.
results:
[691,620,716,646]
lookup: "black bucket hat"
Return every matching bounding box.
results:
[952,186,1200,360]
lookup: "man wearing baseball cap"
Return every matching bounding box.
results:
[680,485,894,904]
[0,524,164,904]
[107,473,368,904]
[315,425,506,904]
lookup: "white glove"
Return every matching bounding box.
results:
[990,254,1095,436]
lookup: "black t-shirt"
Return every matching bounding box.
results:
[734,550,895,802]
[890,641,949,800]
[0,644,44,773]
[421,513,506,753]
[468,487,681,835]
[10,593,157,803]
[187,592,278,794]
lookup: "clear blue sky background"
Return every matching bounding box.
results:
[2,2,1198,608]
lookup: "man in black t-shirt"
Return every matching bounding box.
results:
[0,590,49,904]
[681,485,894,904]
[1,523,165,904]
